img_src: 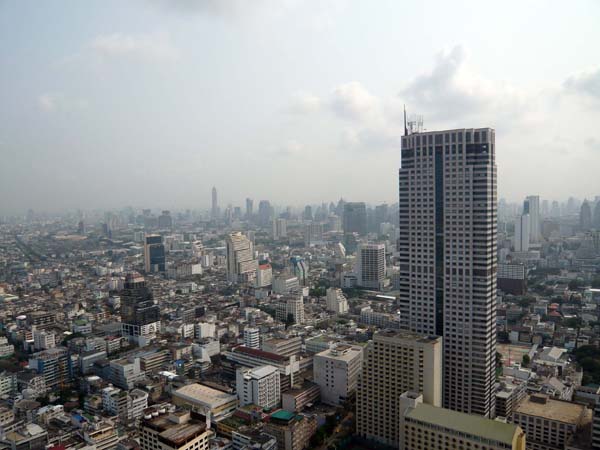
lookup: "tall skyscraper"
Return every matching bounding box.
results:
[211,186,219,218]
[157,210,172,229]
[514,214,530,252]
[120,272,161,347]
[343,202,367,235]
[246,198,254,219]
[356,330,442,447]
[226,232,258,284]
[272,218,287,240]
[581,200,592,230]
[524,195,540,243]
[398,128,497,418]
[258,200,272,227]
[356,243,386,290]
[143,235,165,273]
[594,201,600,229]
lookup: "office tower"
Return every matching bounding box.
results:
[158,210,173,229]
[581,200,593,230]
[258,200,272,226]
[140,407,211,450]
[225,232,258,284]
[77,220,86,235]
[398,128,497,418]
[120,273,161,347]
[373,203,389,232]
[514,214,530,252]
[524,195,540,242]
[236,365,280,409]
[272,218,287,240]
[313,344,362,406]
[289,256,308,286]
[243,327,260,349]
[246,198,253,219]
[541,199,549,217]
[144,234,166,273]
[398,392,526,450]
[551,200,560,217]
[357,243,386,290]
[594,201,600,229]
[325,287,349,314]
[356,331,442,447]
[343,202,367,235]
[211,186,219,218]
[303,205,313,221]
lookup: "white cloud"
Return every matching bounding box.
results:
[91,32,180,62]
[585,137,600,152]
[564,67,600,104]
[38,93,87,113]
[399,45,528,123]
[287,92,322,114]
[330,81,379,121]
[275,139,304,157]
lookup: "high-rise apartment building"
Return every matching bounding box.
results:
[343,202,367,236]
[524,196,540,242]
[144,234,166,273]
[356,243,386,290]
[226,232,258,284]
[120,272,161,347]
[275,292,305,325]
[398,128,497,418]
[514,214,530,252]
[258,200,272,226]
[356,330,442,447]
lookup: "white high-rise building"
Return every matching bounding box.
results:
[398,128,497,418]
[272,218,287,240]
[243,327,260,349]
[236,365,280,410]
[514,214,530,252]
[313,344,363,406]
[525,195,540,243]
[357,243,386,290]
[325,288,349,315]
[255,263,273,288]
[33,330,56,351]
[226,232,258,284]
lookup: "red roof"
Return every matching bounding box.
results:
[233,345,287,362]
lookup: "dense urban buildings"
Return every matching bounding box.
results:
[398,128,498,418]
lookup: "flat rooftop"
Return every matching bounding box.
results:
[315,345,362,361]
[514,395,586,424]
[406,403,519,445]
[174,383,237,408]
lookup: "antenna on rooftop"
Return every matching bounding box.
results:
[403,105,408,136]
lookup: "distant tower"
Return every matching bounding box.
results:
[514,214,530,252]
[581,200,592,230]
[211,187,219,219]
[343,202,367,236]
[226,232,258,284]
[246,198,254,219]
[144,235,165,273]
[157,210,172,229]
[525,196,540,243]
[594,201,600,229]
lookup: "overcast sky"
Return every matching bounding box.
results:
[1,0,600,214]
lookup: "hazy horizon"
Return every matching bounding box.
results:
[2,0,600,215]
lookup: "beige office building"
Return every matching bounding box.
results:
[512,394,591,450]
[356,330,442,447]
[399,391,526,450]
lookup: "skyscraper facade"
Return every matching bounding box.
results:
[226,232,258,284]
[143,235,165,273]
[121,272,161,347]
[398,128,497,418]
[524,195,540,243]
[581,200,592,230]
[246,198,253,219]
[343,202,367,236]
[258,200,272,227]
[211,186,219,218]
[514,214,530,252]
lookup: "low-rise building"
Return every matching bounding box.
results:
[313,344,362,406]
[172,383,238,423]
[140,407,210,450]
[263,411,316,450]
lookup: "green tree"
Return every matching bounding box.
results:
[522,354,531,367]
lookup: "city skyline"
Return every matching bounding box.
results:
[2,1,600,214]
